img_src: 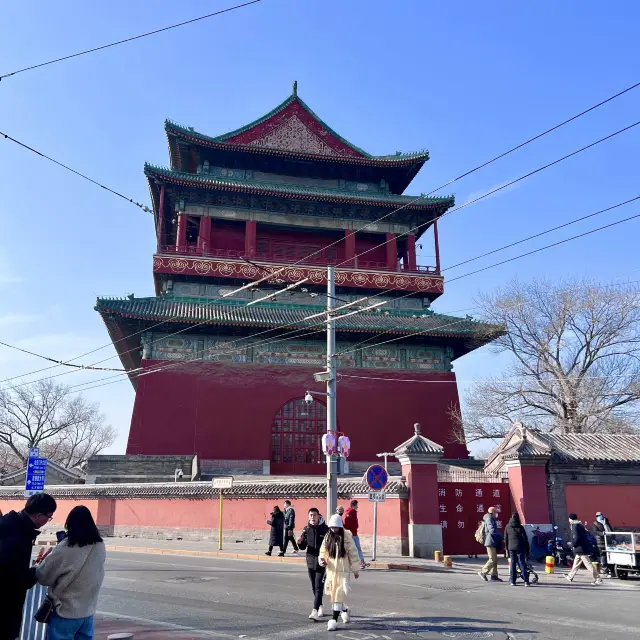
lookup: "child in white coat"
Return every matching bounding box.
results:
[319,514,360,631]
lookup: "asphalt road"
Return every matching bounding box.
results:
[98,551,640,639]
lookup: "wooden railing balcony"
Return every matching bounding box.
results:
[159,245,440,275]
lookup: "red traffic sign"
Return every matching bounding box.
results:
[365,464,388,491]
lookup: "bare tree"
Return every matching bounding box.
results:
[0,379,116,470]
[456,278,640,443]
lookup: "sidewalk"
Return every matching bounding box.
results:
[98,535,513,573]
[95,615,203,639]
[101,535,458,572]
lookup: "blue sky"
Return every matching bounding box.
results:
[1,1,638,455]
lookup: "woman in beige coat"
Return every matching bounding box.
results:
[319,514,360,632]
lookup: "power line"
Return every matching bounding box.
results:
[0,130,150,211]
[0,341,125,372]
[0,1,264,81]
[443,196,640,272]
[7,101,638,386]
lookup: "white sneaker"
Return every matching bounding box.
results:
[327,619,337,631]
[593,578,603,585]
[341,609,350,624]
[308,609,319,621]
[317,606,324,617]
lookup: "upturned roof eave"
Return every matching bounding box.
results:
[144,164,454,213]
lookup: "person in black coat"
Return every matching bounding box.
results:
[504,512,531,586]
[297,507,329,621]
[592,512,613,575]
[265,506,285,556]
[0,493,57,640]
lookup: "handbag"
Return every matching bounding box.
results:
[34,544,96,624]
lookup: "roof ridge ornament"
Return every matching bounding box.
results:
[292,80,298,97]
[414,422,421,436]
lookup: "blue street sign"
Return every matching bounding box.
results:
[365,464,388,491]
[25,455,48,497]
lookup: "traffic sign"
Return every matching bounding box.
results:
[25,454,47,498]
[365,464,388,491]
[212,477,234,489]
[368,492,386,503]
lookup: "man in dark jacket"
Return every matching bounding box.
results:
[566,513,602,585]
[297,508,329,621]
[592,512,612,576]
[504,512,530,586]
[282,500,299,554]
[478,506,503,582]
[0,493,57,640]
[343,500,367,569]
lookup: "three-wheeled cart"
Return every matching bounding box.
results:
[605,531,640,579]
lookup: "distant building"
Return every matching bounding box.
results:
[0,459,85,487]
[96,83,497,474]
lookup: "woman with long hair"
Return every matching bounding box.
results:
[319,514,360,632]
[36,506,106,640]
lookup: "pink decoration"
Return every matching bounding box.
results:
[337,435,351,458]
[322,433,337,455]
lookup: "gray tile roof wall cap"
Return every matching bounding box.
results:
[394,423,444,456]
[0,478,408,500]
[547,434,640,463]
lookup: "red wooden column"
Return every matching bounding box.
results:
[198,216,212,253]
[385,233,397,270]
[344,230,356,267]
[407,234,417,271]
[394,423,444,558]
[176,213,188,251]
[156,184,165,251]
[433,219,441,273]
[245,220,257,258]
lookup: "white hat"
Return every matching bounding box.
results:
[328,514,344,528]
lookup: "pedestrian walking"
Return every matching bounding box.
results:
[592,511,613,576]
[566,513,602,585]
[297,507,329,621]
[282,500,299,554]
[265,506,285,556]
[336,506,344,517]
[0,493,57,640]
[478,506,503,582]
[319,515,360,632]
[36,506,106,640]
[343,500,368,569]
[504,512,530,586]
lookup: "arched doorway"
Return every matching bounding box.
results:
[270,397,326,475]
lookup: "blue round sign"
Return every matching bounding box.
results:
[366,464,388,491]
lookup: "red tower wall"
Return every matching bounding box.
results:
[126,361,469,462]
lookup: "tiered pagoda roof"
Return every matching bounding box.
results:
[162,82,433,193]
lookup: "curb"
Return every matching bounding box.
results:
[104,544,450,572]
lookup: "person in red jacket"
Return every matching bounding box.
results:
[343,500,369,569]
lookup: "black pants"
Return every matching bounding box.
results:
[308,566,325,610]
[284,531,299,553]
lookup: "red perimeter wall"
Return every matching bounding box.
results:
[564,484,640,529]
[127,361,468,462]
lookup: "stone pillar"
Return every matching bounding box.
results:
[176,213,188,251]
[198,216,212,253]
[506,460,551,527]
[344,230,356,267]
[394,423,444,558]
[385,233,397,271]
[407,234,417,271]
[245,220,257,258]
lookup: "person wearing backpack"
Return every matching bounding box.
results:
[565,513,602,585]
[477,506,503,582]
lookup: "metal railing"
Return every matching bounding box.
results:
[159,245,439,274]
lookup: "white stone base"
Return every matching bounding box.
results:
[408,524,442,559]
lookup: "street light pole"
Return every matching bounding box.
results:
[326,266,338,517]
